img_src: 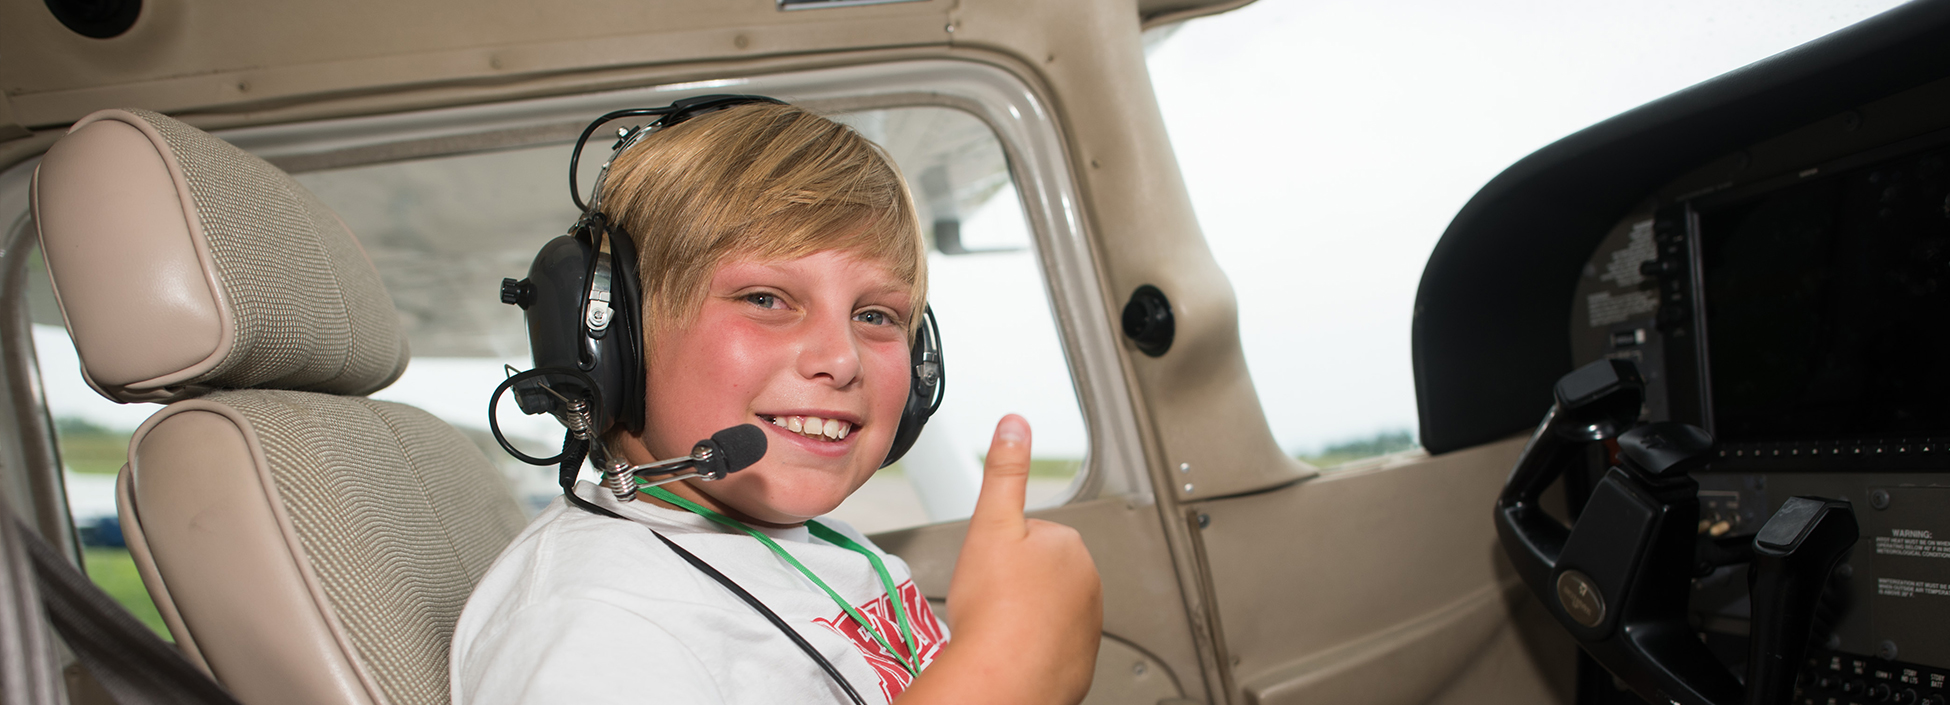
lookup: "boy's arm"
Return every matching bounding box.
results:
[896,415,1103,705]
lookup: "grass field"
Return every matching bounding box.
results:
[56,420,168,638]
[55,419,130,476]
[82,548,171,639]
[1299,429,1420,468]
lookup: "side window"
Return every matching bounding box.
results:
[26,250,172,638]
[28,106,1090,599]
[826,107,1088,532]
[286,106,1088,534]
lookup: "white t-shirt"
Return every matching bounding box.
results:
[450,482,949,705]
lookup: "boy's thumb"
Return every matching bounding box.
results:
[969,414,1032,534]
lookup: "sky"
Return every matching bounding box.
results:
[1144,0,1911,453]
[31,0,1914,459]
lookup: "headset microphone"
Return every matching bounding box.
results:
[599,424,768,500]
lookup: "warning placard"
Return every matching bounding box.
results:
[1878,578,1950,598]
[1876,533,1950,560]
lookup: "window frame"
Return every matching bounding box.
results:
[0,59,1154,525]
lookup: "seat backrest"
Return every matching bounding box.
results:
[32,109,528,705]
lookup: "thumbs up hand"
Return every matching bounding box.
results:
[898,415,1101,704]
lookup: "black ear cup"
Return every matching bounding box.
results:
[502,217,645,437]
[882,306,944,468]
[501,94,942,469]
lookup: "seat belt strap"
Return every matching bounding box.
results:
[18,518,242,705]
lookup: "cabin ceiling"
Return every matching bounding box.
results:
[0,0,1252,140]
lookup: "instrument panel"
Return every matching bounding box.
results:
[1568,80,1950,705]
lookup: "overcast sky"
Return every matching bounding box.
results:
[1145,0,1911,453]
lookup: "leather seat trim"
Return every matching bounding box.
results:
[115,465,211,674]
[38,110,238,397]
[128,400,384,705]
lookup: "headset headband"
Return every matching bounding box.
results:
[569,95,788,212]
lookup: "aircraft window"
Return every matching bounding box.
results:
[284,105,1084,534]
[825,107,1089,532]
[23,105,1082,544]
[1143,0,1908,468]
[25,252,171,638]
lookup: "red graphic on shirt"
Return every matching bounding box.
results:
[813,580,947,702]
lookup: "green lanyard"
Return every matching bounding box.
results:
[641,486,922,677]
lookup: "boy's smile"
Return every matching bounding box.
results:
[619,249,917,527]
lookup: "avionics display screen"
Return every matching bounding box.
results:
[1698,145,1950,442]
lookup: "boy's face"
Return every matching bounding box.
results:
[636,249,915,525]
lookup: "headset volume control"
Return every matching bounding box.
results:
[501,278,535,308]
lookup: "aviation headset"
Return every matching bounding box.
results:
[492,94,946,479]
[487,96,948,704]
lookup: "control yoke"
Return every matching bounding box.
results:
[1495,358,1858,705]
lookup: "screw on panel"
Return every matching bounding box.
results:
[1131,662,1146,676]
[1870,489,1891,510]
[1182,483,1194,494]
[1197,513,1210,529]
[1178,462,1191,474]
[1877,641,1899,660]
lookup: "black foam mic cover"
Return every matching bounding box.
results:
[704,424,768,477]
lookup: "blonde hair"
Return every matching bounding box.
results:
[596,102,927,344]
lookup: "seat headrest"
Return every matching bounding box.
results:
[32,109,409,404]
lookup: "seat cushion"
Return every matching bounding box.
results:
[120,390,526,705]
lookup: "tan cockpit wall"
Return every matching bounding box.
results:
[0,1,1568,704]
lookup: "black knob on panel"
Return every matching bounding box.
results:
[1871,683,1894,702]
[501,278,535,308]
[1894,688,1918,705]
[1120,285,1175,357]
[45,0,141,38]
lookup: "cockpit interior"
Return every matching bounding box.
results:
[4,0,1950,704]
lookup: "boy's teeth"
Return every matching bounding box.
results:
[765,415,853,441]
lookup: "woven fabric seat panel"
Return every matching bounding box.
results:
[134,110,407,395]
[206,389,526,705]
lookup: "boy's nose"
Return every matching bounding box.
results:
[795,313,861,387]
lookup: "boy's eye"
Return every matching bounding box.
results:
[855,310,896,326]
[743,293,784,309]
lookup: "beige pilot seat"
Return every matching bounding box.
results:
[31,109,528,705]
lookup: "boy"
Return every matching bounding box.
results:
[451,101,1101,704]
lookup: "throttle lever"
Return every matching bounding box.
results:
[1745,497,1857,705]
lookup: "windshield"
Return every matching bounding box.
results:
[1144,0,1909,466]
